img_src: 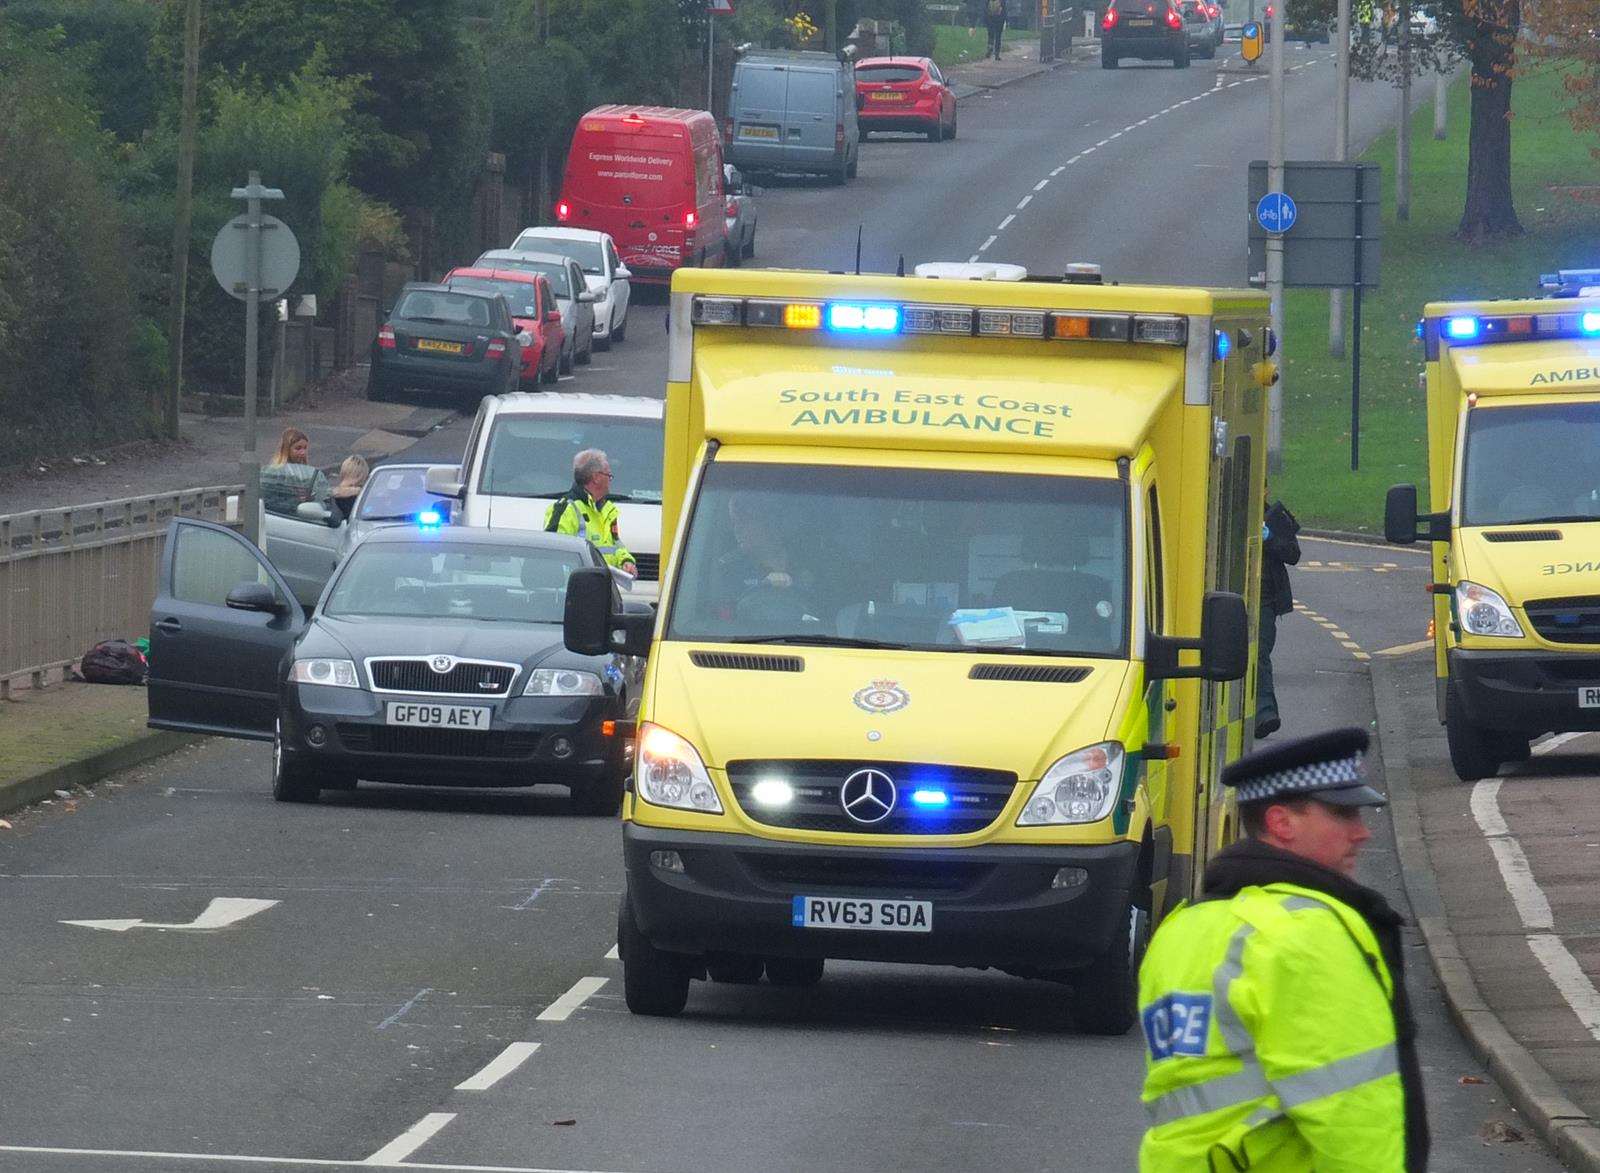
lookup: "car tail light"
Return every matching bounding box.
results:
[723,118,733,142]
[684,209,697,231]
[485,338,507,360]
[1207,4,1219,15]
[1102,6,1119,28]
[555,200,571,222]
[835,122,845,150]
[1165,6,1183,28]
[726,196,739,217]
[377,325,395,350]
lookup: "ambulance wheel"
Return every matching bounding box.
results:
[272,722,323,805]
[764,956,825,987]
[707,954,765,984]
[1071,896,1150,1036]
[1445,683,1501,782]
[618,894,690,1016]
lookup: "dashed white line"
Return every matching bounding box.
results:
[1095,139,1109,147]
[0,1146,626,1172]
[979,234,997,251]
[1534,731,1591,756]
[536,975,609,1023]
[1471,779,1600,1041]
[1081,145,1096,154]
[1015,195,1032,210]
[1051,165,1067,175]
[967,253,981,262]
[1033,179,1049,191]
[604,943,620,960]
[997,214,1015,230]
[364,1113,456,1165]
[455,1042,542,1092]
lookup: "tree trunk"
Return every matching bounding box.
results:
[1457,0,1522,240]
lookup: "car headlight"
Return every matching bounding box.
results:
[1457,580,1524,638]
[635,722,722,813]
[289,659,360,688]
[1017,742,1125,826]
[523,668,604,696]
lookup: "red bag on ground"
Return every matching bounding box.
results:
[78,639,148,685]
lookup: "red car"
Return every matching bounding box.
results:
[855,56,957,143]
[441,267,564,388]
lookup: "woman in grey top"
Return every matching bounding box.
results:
[260,426,332,516]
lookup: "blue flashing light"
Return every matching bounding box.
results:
[1581,311,1600,337]
[1213,330,1231,361]
[910,788,950,808]
[827,303,901,334]
[1414,318,1426,340]
[1445,316,1481,341]
[417,509,442,529]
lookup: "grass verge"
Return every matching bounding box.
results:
[1278,61,1600,533]
[932,23,1039,68]
[0,682,152,786]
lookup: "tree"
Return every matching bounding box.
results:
[1524,0,1600,163]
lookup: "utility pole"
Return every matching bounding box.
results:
[1266,0,1286,471]
[1396,0,1412,221]
[1328,0,1352,358]
[707,15,714,112]
[1434,70,1447,139]
[230,172,284,546]
[165,0,201,441]
[825,0,839,51]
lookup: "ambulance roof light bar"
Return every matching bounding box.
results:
[1420,304,1600,357]
[1540,269,1600,298]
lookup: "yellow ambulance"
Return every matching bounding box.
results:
[564,264,1274,1032]
[1385,272,1600,780]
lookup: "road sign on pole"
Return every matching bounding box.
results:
[1255,191,1298,235]
[1241,22,1263,62]
[707,0,733,13]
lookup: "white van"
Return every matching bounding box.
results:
[426,392,664,602]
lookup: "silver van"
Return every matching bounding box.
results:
[727,50,861,184]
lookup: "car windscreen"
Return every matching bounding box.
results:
[447,277,540,318]
[357,467,439,522]
[667,462,1129,656]
[857,65,925,83]
[394,290,498,326]
[477,415,664,504]
[324,542,587,623]
[1461,401,1600,526]
[494,260,569,298]
[517,235,604,275]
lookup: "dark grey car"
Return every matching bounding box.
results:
[368,283,523,403]
[1179,0,1223,56]
[1102,0,1190,67]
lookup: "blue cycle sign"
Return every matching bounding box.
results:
[1255,191,1298,234]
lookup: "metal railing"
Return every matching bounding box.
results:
[0,486,243,696]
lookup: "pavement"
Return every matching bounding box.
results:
[0,52,1585,1172]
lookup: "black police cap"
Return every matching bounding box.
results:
[1222,726,1385,808]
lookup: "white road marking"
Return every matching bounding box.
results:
[0,1147,628,1172]
[997,214,1015,230]
[376,987,430,1031]
[1081,145,1096,154]
[967,253,981,262]
[1016,195,1032,210]
[1533,731,1592,756]
[979,234,997,251]
[1471,779,1600,1041]
[1095,139,1109,147]
[455,1042,542,1091]
[63,896,279,933]
[364,1113,456,1165]
[1228,80,1242,87]
[1033,178,1049,191]
[1051,165,1067,175]
[604,944,620,960]
[1109,130,1124,139]
[536,975,608,1022]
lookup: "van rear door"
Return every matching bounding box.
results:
[565,129,689,274]
[784,68,841,169]
[732,63,788,160]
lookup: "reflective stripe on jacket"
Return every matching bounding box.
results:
[544,492,633,570]
[1138,881,1405,1172]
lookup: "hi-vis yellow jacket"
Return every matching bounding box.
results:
[543,491,634,570]
[1137,882,1404,1171]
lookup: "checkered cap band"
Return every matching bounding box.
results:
[1234,751,1365,803]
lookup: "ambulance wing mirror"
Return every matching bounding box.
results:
[1384,483,1448,544]
[563,567,652,658]
[1147,592,1249,683]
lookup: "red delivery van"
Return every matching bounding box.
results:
[557,106,728,285]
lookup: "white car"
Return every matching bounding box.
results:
[508,227,632,351]
[426,392,664,602]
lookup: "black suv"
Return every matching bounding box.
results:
[369,282,524,403]
[1102,0,1190,68]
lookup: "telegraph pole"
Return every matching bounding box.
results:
[1266,0,1286,471]
[1434,71,1447,139]
[1329,0,1352,358]
[229,172,285,545]
[1396,0,1412,221]
[165,0,201,440]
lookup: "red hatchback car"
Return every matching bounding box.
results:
[441,267,564,388]
[855,57,957,142]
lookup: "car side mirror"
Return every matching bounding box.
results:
[516,330,534,347]
[1384,483,1449,544]
[614,266,632,280]
[425,464,465,501]
[226,581,281,614]
[545,308,562,323]
[296,501,332,524]
[1147,591,1249,682]
[564,567,652,658]
[577,290,597,303]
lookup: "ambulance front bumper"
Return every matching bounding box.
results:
[1451,647,1600,734]
[624,823,1140,972]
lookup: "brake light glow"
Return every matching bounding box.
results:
[377,325,395,350]
[622,113,646,125]
[685,209,697,230]
[555,200,571,222]
[1165,6,1183,28]
[1102,5,1119,28]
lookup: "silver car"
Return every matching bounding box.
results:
[476,249,596,373]
[722,165,759,266]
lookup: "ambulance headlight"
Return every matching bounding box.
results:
[635,722,723,813]
[1457,581,1523,638]
[1017,742,1124,826]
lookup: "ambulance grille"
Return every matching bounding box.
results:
[689,651,804,672]
[1483,530,1563,543]
[968,663,1091,683]
[1525,596,1600,644]
[726,760,1018,835]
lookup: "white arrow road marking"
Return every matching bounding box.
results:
[63,897,279,933]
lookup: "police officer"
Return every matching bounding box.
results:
[544,448,637,575]
[1137,728,1428,1172]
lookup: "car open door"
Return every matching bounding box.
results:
[263,501,344,609]
[148,518,306,740]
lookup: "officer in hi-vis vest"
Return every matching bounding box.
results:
[1136,728,1428,1171]
[544,448,636,576]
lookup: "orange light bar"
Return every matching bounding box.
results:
[1506,316,1533,335]
[1053,315,1091,340]
[602,721,617,737]
[784,303,822,330]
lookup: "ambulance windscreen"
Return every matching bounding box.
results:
[666,463,1128,657]
[1461,400,1600,527]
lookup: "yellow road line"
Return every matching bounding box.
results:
[1376,638,1434,657]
